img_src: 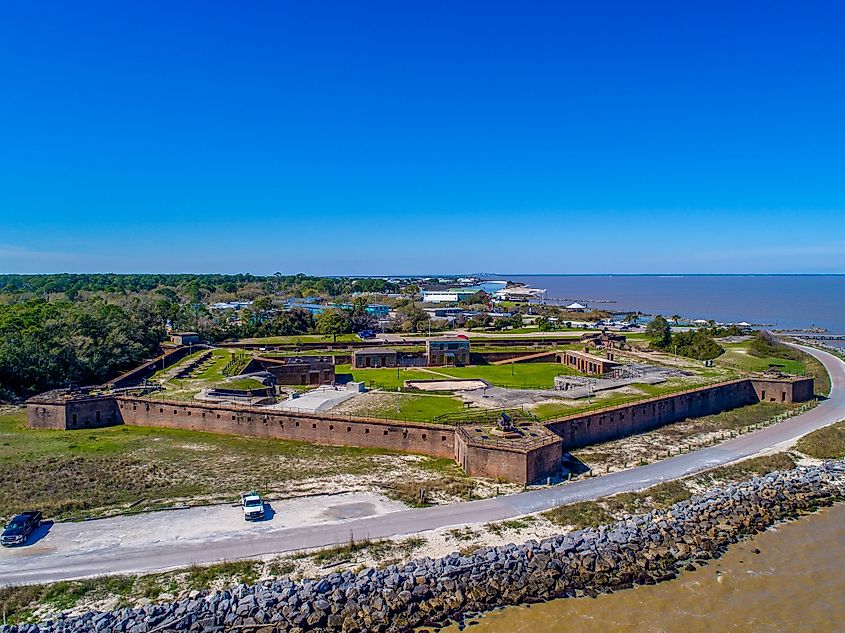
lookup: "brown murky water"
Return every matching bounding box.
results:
[441,504,845,633]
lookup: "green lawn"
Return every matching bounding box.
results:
[355,394,467,422]
[220,378,267,391]
[334,364,438,390]
[340,361,577,390]
[151,349,238,383]
[238,334,362,344]
[531,393,645,420]
[717,343,805,374]
[465,330,590,338]
[434,362,575,388]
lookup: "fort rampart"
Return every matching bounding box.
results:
[26,376,814,484]
[547,379,758,449]
[115,397,456,459]
[106,345,202,389]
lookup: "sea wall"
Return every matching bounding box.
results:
[8,460,844,633]
[115,397,457,459]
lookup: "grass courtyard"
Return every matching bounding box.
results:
[337,361,574,391]
[345,393,468,422]
[434,362,576,388]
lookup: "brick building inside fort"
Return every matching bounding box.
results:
[557,349,621,376]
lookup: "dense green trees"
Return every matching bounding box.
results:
[316,310,351,342]
[669,329,725,360]
[0,273,397,300]
[394,303,431,333]
[0,299,164,399]
[645,314,724,360]
[645,315,672,348]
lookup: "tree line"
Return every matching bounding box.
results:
[0,273,397,300]
[644,315,728,360]
[0,298,164,400]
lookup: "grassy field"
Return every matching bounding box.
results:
[349,393,467,422]
[716,340,830,397]
[238,334,363,344]
[464,330,590,338]
[334,364,439,390]
[717,343,806,373]
[221,378,268,390]
[0,408,468,521]
[530,392,648,420]
[339,361,579,391]
[434,362,575,388]
[795,419,845,459]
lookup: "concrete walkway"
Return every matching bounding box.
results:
[2,345,842,586]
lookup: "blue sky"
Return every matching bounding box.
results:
[1,1,844,275]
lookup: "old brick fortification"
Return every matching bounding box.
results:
[26,375,814,485]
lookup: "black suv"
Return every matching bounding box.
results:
[1,511,43,546]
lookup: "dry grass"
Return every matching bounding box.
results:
[0,408,473,520]
[605,481,692,514]
[305,536,426,566]
[696,453,796,484]
[795,420,845,459]
[543,501,615,529]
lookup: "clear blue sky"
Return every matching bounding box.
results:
[1,1,844,275]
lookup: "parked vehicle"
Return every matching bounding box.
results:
[241,491,265,521]
[357,329,376,340]
[1,511,42,546]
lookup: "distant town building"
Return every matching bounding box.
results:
[352,347,398,369]
[494,286,546,302]
[421,289,481,303]
[426,337,471,366]
[209,300,253,311]
[285,301,391,316]
[169,332,201,345]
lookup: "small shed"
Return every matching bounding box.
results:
[352,347,398,369]
[170,332,201,345]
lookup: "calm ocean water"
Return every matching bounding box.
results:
[441,503,845,633]
[505,275,845,334]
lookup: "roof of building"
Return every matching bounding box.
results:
[562,349,620,364]
[427,336,471,344]
[171,331,199,336]
[352,347,397,355]
[566,302,587,309]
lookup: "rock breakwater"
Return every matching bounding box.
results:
[6,460,845,633]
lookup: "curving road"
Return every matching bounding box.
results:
[2,345,843,586]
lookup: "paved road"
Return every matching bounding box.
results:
[2,345,842,586]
